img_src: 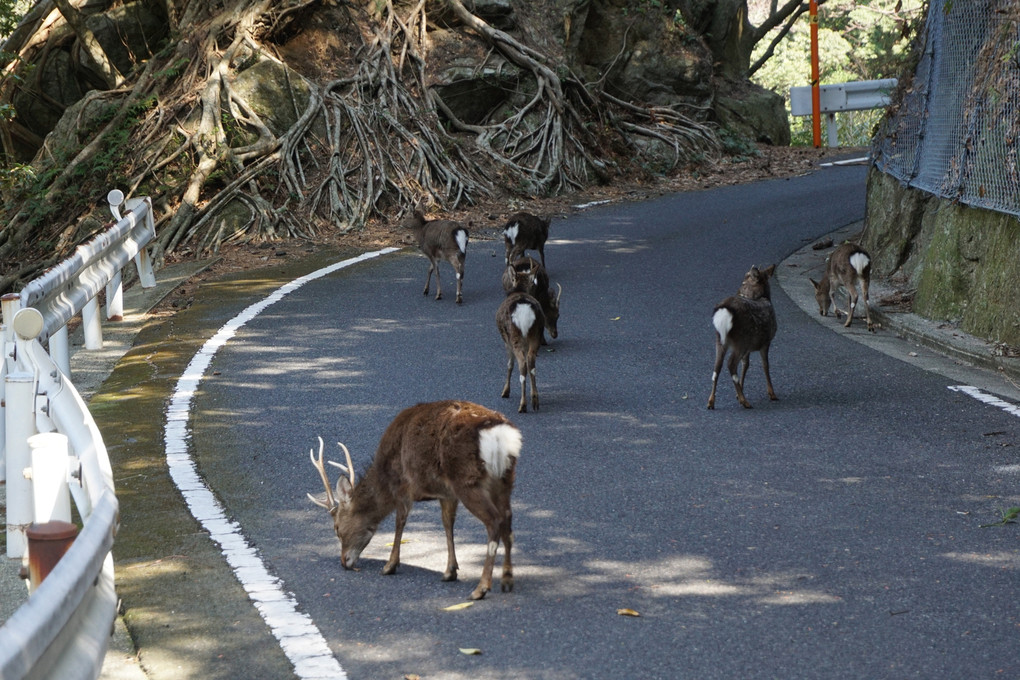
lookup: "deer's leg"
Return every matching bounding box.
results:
[843,283,858,328]
[730,351,752,409]
[384,500,412,575]
[457,491,503,600]
[760,345,778,401]
[432,259,443,300]
[501,352,514,398]
[451,254,464,304]
[498,500,514,593]
[708,340,727,409]
[515,349,528,413]
[440,498,459,582]
[527,355,540,411]
[423,261,435,297]
[861,278,874,332]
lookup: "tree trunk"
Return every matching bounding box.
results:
[51,0,124,88]
[675,0,814,81]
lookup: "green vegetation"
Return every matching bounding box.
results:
[750,0,924,146]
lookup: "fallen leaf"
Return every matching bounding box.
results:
[459,648,483,655]
[442,602,474,612]
[617,608,641,617]
[404,675,421,680]
[610,316,621,321]
[385,539,411,547]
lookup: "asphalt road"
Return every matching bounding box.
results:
[187,166,1020,679]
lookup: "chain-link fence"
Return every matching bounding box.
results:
[872,1,1019,217]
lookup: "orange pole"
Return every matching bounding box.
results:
[809,0,821,148]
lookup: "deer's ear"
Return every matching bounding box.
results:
[336,477,354,500]
[763,264,776,277]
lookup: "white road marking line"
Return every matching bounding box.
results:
[164,247,398,680]
[948,385,1020,418]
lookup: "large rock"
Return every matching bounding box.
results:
[712,79,790,146]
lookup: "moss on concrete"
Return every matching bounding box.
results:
[863,166,1020,345]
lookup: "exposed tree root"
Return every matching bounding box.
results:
[0,0,720,290]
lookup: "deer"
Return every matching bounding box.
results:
[501,256,561,343]
[400,210,469,303]
[502,212,550,268]
[496,290,545,413]
[306,400,521,601]
[810,242,875,332]
[707,264,778,410]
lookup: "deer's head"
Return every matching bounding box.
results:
[307,438,375,569]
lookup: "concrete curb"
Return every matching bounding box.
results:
[776,221,1020,401]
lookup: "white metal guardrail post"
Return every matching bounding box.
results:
[790,78,898,147]
[0,188,151,678]
[29,432,73,524]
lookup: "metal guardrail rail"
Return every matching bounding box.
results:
[790,78,898,148]
[1,191,157,679]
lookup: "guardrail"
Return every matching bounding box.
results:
[1,191,157,679]
[790,78,897,148]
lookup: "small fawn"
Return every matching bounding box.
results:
[496,290,545,413]
[810,242,875,332]
[307,401,520,601]
[401,210,469,303]
[708,264,778,410]
[502,212,550,268]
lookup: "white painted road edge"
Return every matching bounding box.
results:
[163,247,399,680]
[948,385,1020,418]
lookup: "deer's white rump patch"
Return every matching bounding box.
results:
[478,424,522,478]
[849,251,870,276]
[512,302,538,334]
[713,307,734,343]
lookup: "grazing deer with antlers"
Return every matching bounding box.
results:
[401,210,469,303]
[810,242,875,332]
[307,400,521,601]
[502,212,550,268]
[708,264,778,410]
[502,256,561,343]
[497,289,545,413]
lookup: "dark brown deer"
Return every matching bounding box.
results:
[401,210,469,303]
[708,264,778,410]
[502,212,550,268]
[307,400,520,601]
[501,256,561,342]
[810,242,875,332]
[497,291,545,413]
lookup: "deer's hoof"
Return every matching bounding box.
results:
[382,562,398,575]
[442,570,458,582]
[501,575,514,593]
[517,404,527,413]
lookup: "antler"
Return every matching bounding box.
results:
[333,441,355,488]
[307,437,338,510]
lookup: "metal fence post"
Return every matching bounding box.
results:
[28,432,72,524]
[82,296,103,350]
[49,325,72,378]
[5,372,36,558]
